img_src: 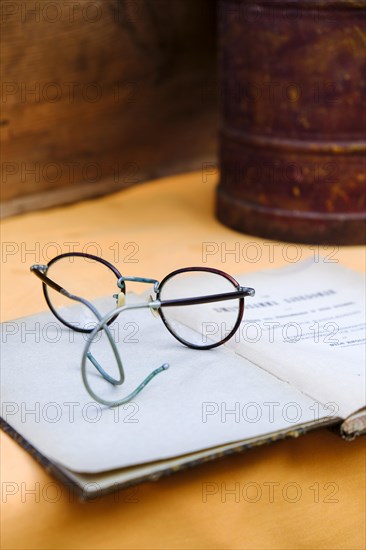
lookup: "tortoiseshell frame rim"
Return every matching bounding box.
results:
[42,252,123,334]
[32,253,248,349]
[156,266,245,350]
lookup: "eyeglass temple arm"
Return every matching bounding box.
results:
[30,264,68,294]
[159,287,255,308]
[85,351,169,406]
[81,303,169,407]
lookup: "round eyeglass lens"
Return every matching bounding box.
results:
[158,269,242,348]
[44,255,121,331]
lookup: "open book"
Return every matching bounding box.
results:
[1,259,365,498]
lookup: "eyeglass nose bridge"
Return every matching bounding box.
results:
[118,275,159,286]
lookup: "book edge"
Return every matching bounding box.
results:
[340,407,366,440]
[1,415,343,500]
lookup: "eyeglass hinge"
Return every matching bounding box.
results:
[30,264,48,273]
[241,286,255,297]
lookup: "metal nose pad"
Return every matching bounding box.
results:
[113,293,125,307]
[149,295,159,318]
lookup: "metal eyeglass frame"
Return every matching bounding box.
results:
[30,252,255,407]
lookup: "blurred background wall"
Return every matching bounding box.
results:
[1,0,217,217]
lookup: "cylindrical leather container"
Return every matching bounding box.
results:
[216,0,366,244]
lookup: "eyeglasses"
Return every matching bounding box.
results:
[31,252,255,407]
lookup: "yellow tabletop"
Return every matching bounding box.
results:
[1,172,365,550]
